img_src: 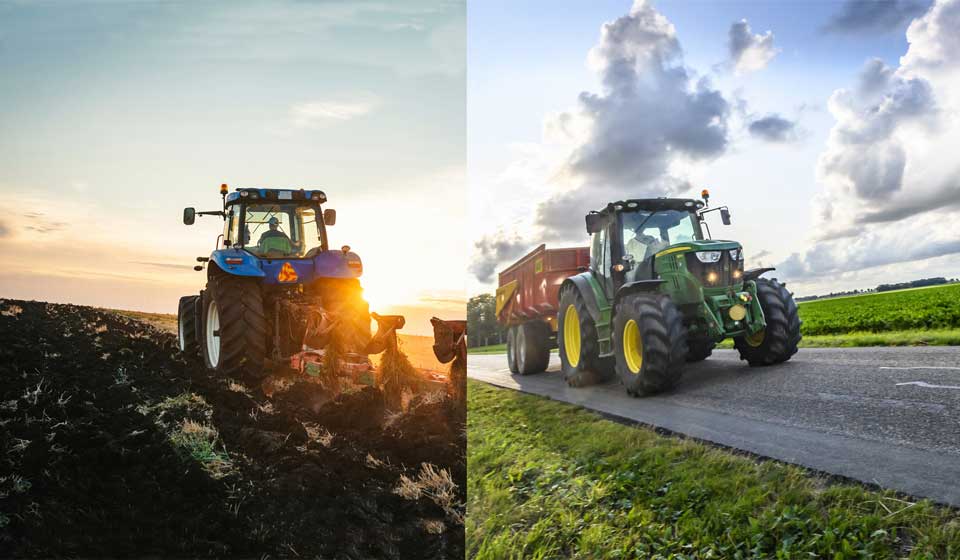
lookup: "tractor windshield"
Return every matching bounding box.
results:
[621,209,700,263]
[239,202,324,258]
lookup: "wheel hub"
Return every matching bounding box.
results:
[623,319,643,374]
[563,305,580,367]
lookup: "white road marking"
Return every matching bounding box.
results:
[896,381,960,390]
[881,366,960,370]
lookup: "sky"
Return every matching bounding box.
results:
[0,0,466,336]
[468,0,960,298]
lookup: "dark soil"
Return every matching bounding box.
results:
[0,299,465,559]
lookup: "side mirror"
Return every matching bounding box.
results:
[585,212,603,233]
[720,208,731,225]
[183,207,196,225]
[323,208,336,226]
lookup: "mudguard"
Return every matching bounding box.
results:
[561,272,608,325]
[614,279,666,305]
[210,249,265,278]
[743,267,775,282]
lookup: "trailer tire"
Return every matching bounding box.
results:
[517,321,550,375]
[734,278,802,366]
[506,326,519,374]
[686,339,715,362]
[202,272,268,381]
[177,295,200,357]
[613,293,687,396]
[558,286,610,387]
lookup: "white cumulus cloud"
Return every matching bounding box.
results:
[728,19,779,75]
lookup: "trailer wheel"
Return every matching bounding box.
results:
[613,293,687,396]
[517,321,550,375]
[177,295,200,357]
[506,326,519,374]
[558,286,609,386]
[686,339,715,362]
[734,278,801,366]
[201,272,268,381]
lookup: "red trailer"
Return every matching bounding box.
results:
[495,244,590,374]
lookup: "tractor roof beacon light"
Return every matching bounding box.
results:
[701,188,710,206]
[220,183,229,212]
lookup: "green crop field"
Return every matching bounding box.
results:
[797,283,960,335]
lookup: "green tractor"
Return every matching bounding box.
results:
[558,190,801,396]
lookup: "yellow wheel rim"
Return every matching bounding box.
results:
[563,305,581,367]
[745,329,765,347]
[623,319,643,374]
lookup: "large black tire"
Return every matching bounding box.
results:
[506,326,519,374]
[557,286,611,387]
[516,321,550,375]
[734,278,802,366]
[613,293,687,396]
[686,339,715,362]
[177,295,200,357]
[201,272,268,381]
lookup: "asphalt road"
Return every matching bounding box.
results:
[468,347,960,507]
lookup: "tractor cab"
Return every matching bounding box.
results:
[585,194,742,302]
[222,188,334,259]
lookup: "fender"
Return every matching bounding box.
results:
[743,267,775,282]
[209,249,265,278]
[561,272,608,325]
[614,279,666,306]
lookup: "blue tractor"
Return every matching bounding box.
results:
[177,184,400,382]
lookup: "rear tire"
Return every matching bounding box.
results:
[516,321,550,375]
[506,326,519,374]
[686,339,715,362]
[613,293,687,396]
[177,295,200,357]
[201,272,268,381]
[734,278,802,366]
[557,286,611,387]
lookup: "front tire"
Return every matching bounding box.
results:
[201,272,268,381]
[557,286,610,387]
[686,339,715,362]
[734,278,801,366]
[177,295,200,357]
[613,293,687,396]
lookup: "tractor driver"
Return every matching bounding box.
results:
[625,229,669,263]
[257,216,298,254]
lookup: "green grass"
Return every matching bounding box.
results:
[797,283,960,336]
[467,380,960,559]
[716,328,960,349]
[469,343,507,355]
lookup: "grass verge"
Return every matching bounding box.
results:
[469,343,507,355]
[467,380,960,559]
[716,328,960,349]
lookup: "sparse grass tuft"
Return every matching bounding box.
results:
[467,380,960,559]
[395,463,463,525]
[169,419,233,478]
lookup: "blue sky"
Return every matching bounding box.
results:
[0,0,466,334]
[467,0,960,296]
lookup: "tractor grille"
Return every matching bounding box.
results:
[685,250,743,287]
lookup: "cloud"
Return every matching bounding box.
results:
[290,95,378,127]
[747,114,798,142]
[469,234,531,283]
[0,220,9,238]
[824,0,930,34]
[728,19,779,75]
[131,261,195,271]
[781,0,960,281]
[532,0,729,241]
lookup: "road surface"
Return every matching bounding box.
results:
[469,347,960,507]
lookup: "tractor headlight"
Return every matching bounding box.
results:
[729,248,742,261]
[695,251,722,263]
